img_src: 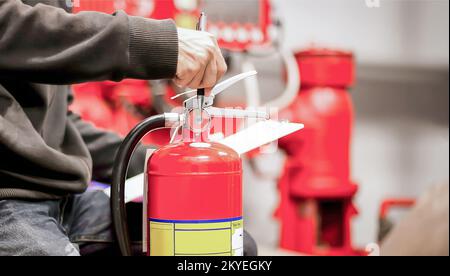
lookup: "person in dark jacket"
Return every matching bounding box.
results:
[0,0,257,256]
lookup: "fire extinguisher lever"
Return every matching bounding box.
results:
[172,71,259,107]
[181,71,260,109]
[209,70,258,98]
[179,71,267,130]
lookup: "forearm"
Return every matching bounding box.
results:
[0,0,178,84]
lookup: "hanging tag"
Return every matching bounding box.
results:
[219,120,304,155]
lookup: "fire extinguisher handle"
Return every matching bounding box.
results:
[111,114,168,256]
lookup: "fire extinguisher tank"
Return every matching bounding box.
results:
[147,142,242,221]
[146,141,244,256]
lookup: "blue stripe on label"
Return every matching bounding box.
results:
[149,217,243,224]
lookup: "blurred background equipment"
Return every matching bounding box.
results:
[377,198,416,242]
[241,0,448,256]
[276,48,360,255]
[74,0,272,51]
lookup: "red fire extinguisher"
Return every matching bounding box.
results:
[111,72,268,256]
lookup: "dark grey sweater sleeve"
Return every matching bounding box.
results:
[0,0,178,84]
[68,111,150,184]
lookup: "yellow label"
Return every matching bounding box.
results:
[149,218,243,256]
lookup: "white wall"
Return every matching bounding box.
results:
[274,0,449,68]
[350,66,449,247]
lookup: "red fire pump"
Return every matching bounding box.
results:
[276,48,361,256]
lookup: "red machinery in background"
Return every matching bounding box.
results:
[378,198,416,242]
[73,0,271,51]
[70,0,272,145]
[276,48,361,256]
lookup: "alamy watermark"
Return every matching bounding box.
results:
[365,0,381,8]
[366,243,381,256]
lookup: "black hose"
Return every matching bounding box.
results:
[111,114,166,256]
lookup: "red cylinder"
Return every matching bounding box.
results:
[146,141,243,256]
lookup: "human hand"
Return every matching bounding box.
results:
[174,28,227,95]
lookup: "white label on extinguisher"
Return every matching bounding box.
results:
[148,217,243,256]
[231,220,244,256]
